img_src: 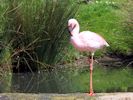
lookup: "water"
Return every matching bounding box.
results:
[11,65,133,93]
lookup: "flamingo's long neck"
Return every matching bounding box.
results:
[70,23,83,50]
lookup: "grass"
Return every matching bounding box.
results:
[0,0,78,92]
[0,0,78,70]
[0,0,133,93]
[70,0,133,57]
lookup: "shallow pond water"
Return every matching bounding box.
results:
[10,64,133,93]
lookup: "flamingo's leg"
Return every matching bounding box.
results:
[89,53,95,96]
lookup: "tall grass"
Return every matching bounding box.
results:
[1,0,78,72]
[0,1,12,92]
[0,0,78,92]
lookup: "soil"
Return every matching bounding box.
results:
[72,54,133,68]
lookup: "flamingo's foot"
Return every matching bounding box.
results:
[88,92,95,96]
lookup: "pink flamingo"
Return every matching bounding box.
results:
[68,19,109,96]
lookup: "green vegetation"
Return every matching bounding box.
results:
[75,0,133,56]
[0,0,78,69]
[0,0,77,92]
[0,0,133,93]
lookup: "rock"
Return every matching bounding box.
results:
[0,95,10,100]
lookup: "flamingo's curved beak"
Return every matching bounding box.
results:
[68,24,76,36]
[68,29,72,36]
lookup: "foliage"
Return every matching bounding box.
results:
[0,0,133,93]
[0,0,78,73]
[0,1,12,92]
[74,0,133,57]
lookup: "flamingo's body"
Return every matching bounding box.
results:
[70,31,109,52]
[68,19,109,96]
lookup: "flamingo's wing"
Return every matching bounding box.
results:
[79,31,108,49]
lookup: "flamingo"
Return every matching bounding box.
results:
[68,19,109,96]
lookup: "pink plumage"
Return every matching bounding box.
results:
[68,19,109,52]
[68,18,109,96]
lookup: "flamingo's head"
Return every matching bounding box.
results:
[68,19,79,35]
